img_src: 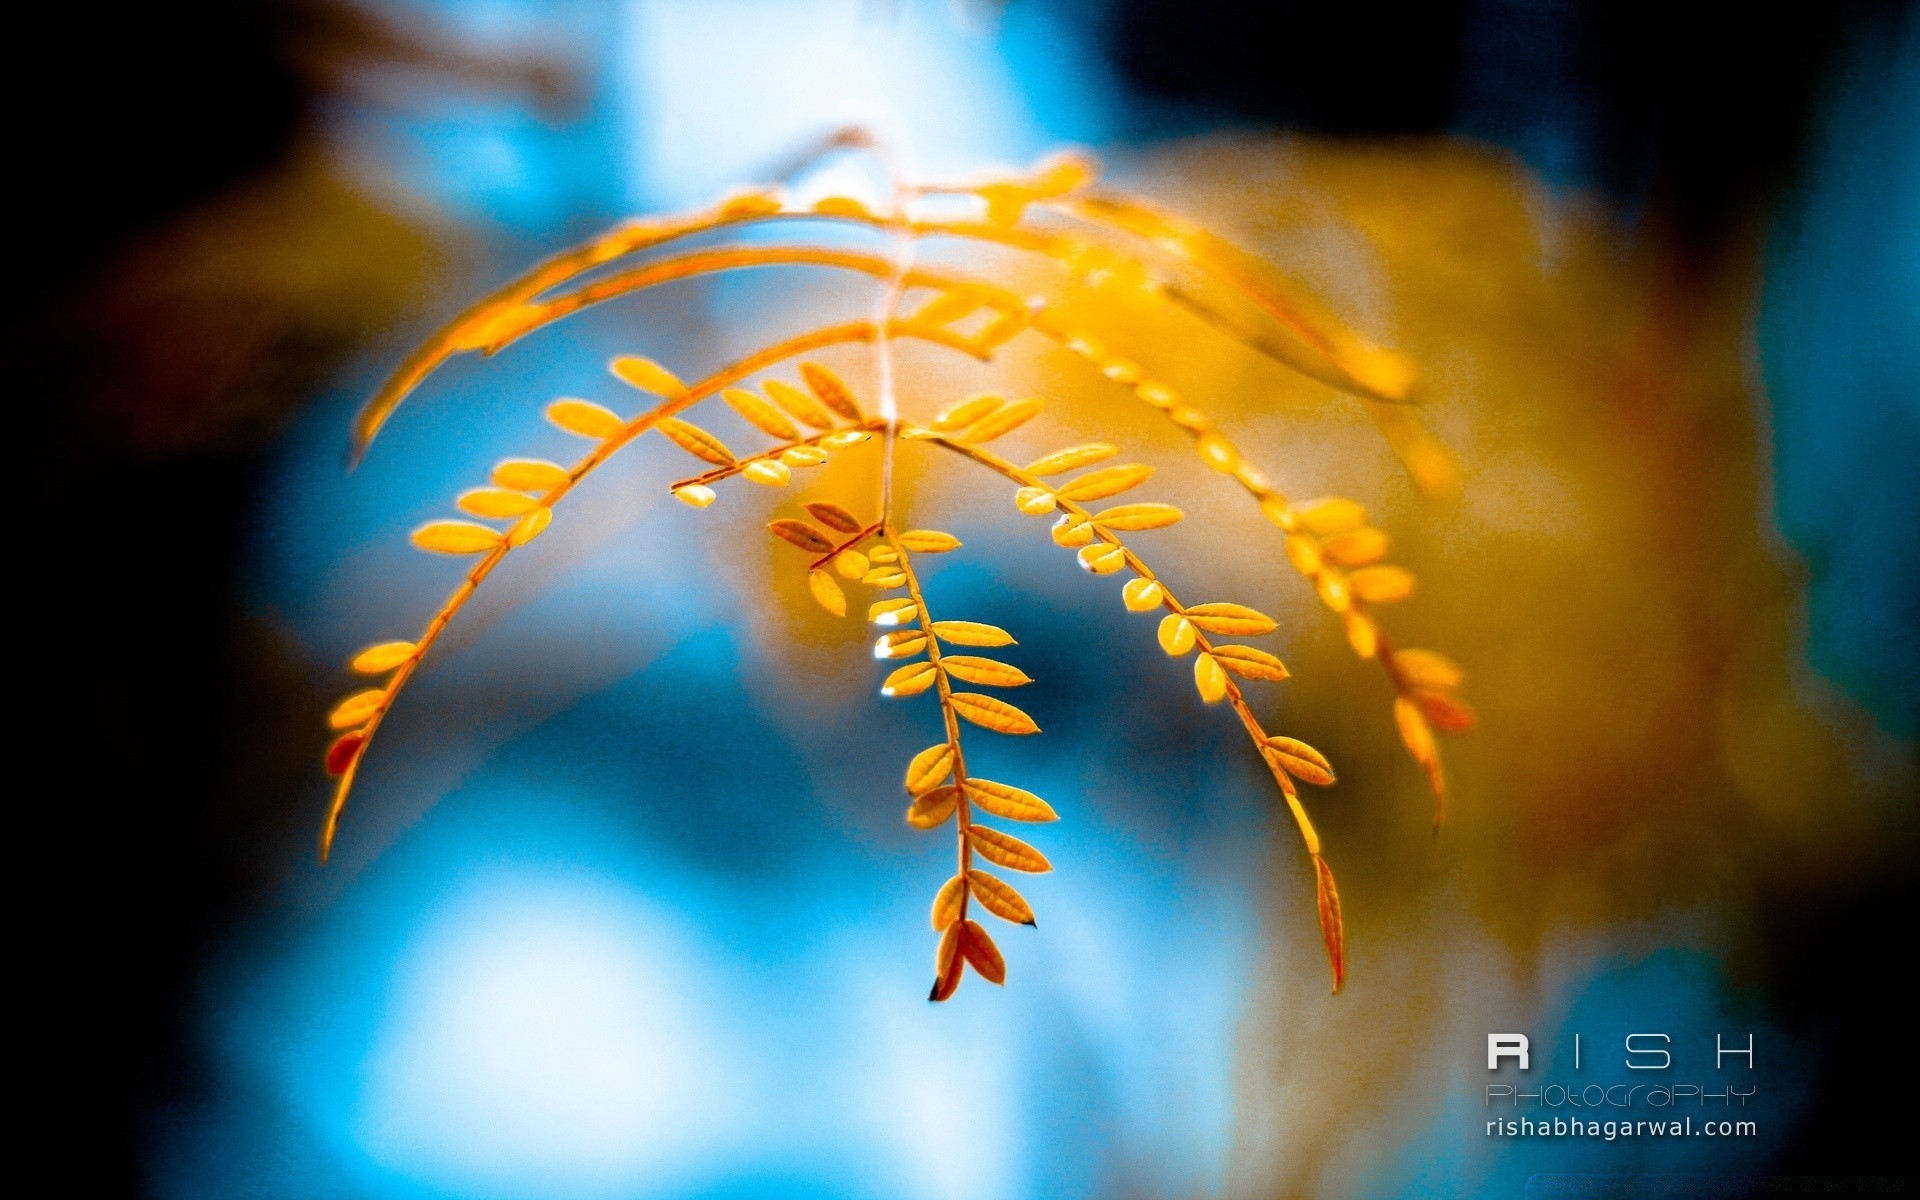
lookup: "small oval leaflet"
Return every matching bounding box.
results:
[1213,644,1290,681]
[1158,614,1196,655]
[941,656,1031,688]
[959,920,1007,985]
[458,488,538,519]
[492,458,568,492]
[1345,610,1379,659]
[507,507,552,547]
[807,569,846,616]
[658,418,735,466]
[609,354,685,396]
[768,519,834,554]
[1265,736,1335,786]
[1322,527,1388,567]
[873,630,928,659]
[964,778,1058,822]
[905,742,955,794]
[546,398,626,440]
[764,379,835,429]
[966,825,1052,873]
[1077,543,1126,574]
[1024,442,1118,476]
[932,393,1002,431]
[1183,602,1278,636]
[929,620,1013,646]
[899,529,961,553]
[328,688,385,730]
[967,870,1035,925]
[1051,513,1094,547]
[834,549,870,580]
[722,387,799,440]
[411,521,503,556]
[1394,696,1437,765]
[804,501,862,533]
[1091,503,1183,531]
[1193,652,1228,704]
[325,731,365,776]
[1393,648,1463,690]
[742,459,791,487]
[863,567,908,589]
[351,641,416,674]
[1349,565,1415,605]
[1123,578,1164,612]
[799,362,863,420]
[781,445,827,467]
[910,787,961,832]
[881,661,938,697]
[1294,496,1367,536]
[930,872,965,928]
[673,484,716,508]
[1014,486,1057,515]
[869,598,917,625]
[1413,688,1476,733]
[951,692,1040,735]
[960,397,1041,443]
[1057,463,1152,503]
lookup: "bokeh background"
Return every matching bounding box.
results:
[14,2,1917,1197]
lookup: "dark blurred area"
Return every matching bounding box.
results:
[10,1,1914,1193]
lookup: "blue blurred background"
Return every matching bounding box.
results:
[12,2,1916,1197]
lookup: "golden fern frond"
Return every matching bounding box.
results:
[318,142,1476,998]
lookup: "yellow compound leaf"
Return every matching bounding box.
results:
[930,872,966,928]
[899,529,961,553]
[941,656,1032,688]
[1315,854,1346,994]
[658,418,735,466]
[964,778,1058,822]
[960,397,1041,443]
[1264,736,1335,785]
[959,920,1007,985]
[1344,610,1379,659]
[742,459,792,487]
[1024,442,1118,476]
[1183,602,1278,636]
[869,598,917,625]
[1123,578,1164,612]
[881,661,938,697]
[1077,543,1126,574]
[328,687,385,729]
[932,393,1003,431]
[546,398,626,440]
[609,354,685,396]
[952,692,1040,735]
[1158,614,1196,655]
[807,569,846,616]
[834,549,869,579]
[1394,696,1438,765]
[1322,527,1389,567]
[1213,644,1290,681]
[764,379,835,429]
[1394,649,1464,690]
[799,362,863,420]
[1294,497,1367,536]
[350,641,415,674]
[1091,503,1183,531]
[491,458,568,492]
[804,502,863,533]
[768,519,834,553]
[507,507,552,546]
[1014,486,1057,515]
[930,620,1014,647]
[905,742,955,794]
[1057,463,1153,503]
[863,567,908,588]
[873,630,928,659]
[910,787,961,831]
[1349,565,1415,605]
[1050,513,1094,547]
[968,870,1035,925]
[721,388,799,440]
[411,520,503,555]
[673,484,716,508]
[1193,653,1228,703]
[457,487,538,518]
[967,825,1052,872]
